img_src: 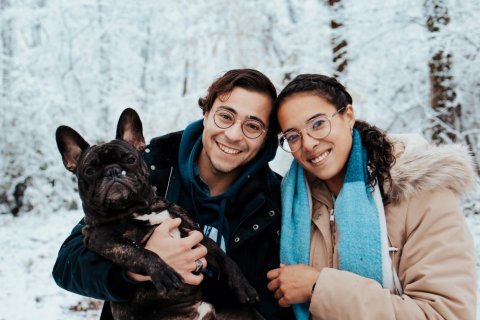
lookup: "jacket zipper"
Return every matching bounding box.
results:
[329,208,335,268]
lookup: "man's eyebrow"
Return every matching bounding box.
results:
[217,106,237,114]
[218,106,267,126]
[246,114,266,126]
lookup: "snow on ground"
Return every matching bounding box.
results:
[2,206,479,319]
[0,209,102,320]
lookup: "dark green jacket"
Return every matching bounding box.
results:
[52,130,293,320]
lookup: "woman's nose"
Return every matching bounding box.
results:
[301,132,319,151]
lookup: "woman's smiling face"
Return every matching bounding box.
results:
[278,93,355,194]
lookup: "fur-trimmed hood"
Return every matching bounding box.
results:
[386,134,477,205]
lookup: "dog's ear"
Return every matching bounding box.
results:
[116,108,146,151]
[56,126,90,172]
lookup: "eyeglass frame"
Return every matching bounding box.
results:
[278,106,346,153]
[212,107,268,139]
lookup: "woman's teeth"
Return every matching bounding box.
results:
[311,150,330,164]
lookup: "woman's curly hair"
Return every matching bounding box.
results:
[274,74,396,203]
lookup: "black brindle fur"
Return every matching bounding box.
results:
[56,108,261,320]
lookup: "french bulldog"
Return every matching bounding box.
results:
[56,108,260,320]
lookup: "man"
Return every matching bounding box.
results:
[52,69,293,319]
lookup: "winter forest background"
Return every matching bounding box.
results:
[1,0,479,319]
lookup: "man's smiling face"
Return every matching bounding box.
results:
[199,86,272,177]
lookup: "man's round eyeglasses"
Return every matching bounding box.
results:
[278,107,345,153]
[213,108,267,139]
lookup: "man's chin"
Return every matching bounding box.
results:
[210,160,239,175]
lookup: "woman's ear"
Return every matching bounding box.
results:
[344,104,355,128]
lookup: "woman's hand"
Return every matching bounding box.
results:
[127,217,207,285]
[267,264,320,307]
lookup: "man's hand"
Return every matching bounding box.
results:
[127,217,208,285]
[267,264,320,307]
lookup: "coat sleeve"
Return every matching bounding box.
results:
[51,219,139,301]
[309,190,477,320]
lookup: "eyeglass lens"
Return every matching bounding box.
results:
[279,115,331,152]
[214,109,265,139]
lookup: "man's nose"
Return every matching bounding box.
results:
[223,120,243,141]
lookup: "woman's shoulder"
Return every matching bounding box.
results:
[384,134,476,205]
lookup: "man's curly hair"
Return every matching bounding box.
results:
[198,69,279,135]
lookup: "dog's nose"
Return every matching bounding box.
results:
[105,165,122,178]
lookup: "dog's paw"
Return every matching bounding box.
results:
[150,268,183,294]
[228,279,259,304]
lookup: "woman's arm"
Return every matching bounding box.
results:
[308,190,476,319]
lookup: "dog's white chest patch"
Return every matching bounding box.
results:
[134,210,171,225]
[197,302,214,319]
[133,210,180,238]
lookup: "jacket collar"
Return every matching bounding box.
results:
[386,135,476,204]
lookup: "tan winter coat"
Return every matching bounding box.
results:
[307,136,477,319]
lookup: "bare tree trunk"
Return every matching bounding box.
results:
[97,0,111,123]
[31,0,46,48]
[182,59,189,96]
[425,0,460,143]
[326,0,348,78]
[139,23,151,107]
[1,0,12,102]
[0,0,12,212]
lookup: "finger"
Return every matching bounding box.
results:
[191,258,207,274]
[164,217,182,231]
[278,297,291,308]
[184,230,204,247]
[267,278,280,292]
[182,272,204,286]
[201,257,207,269]
[152,217,180,235]
[190,245,208,261]
[274,288,283,300]
[266,268,280,280]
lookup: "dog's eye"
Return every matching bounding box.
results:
[126,157,136,164]
[84,167,95,176]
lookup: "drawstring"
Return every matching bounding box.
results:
[218,199,229,246]
[388,246,403,295]
[189,182,229,250]
[189,183,203,230]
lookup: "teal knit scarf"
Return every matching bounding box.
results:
[280,128,391,319]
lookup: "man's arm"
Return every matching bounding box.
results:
[52,218,207,301]
[52,219,137,301]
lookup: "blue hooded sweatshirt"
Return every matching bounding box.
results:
[176,120,278,251]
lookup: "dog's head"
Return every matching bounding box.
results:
[56,108,153,220]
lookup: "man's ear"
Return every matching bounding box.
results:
[56,126,90,172]
[203,111,209,127]
[116,108,146,151]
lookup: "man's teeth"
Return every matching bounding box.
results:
[218,143,241,154]
[311,150,330,164]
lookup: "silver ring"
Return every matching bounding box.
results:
[193,259,203,274]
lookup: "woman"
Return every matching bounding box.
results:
[266,74,477,319]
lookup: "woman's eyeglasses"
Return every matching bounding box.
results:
[278,107,345,153]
